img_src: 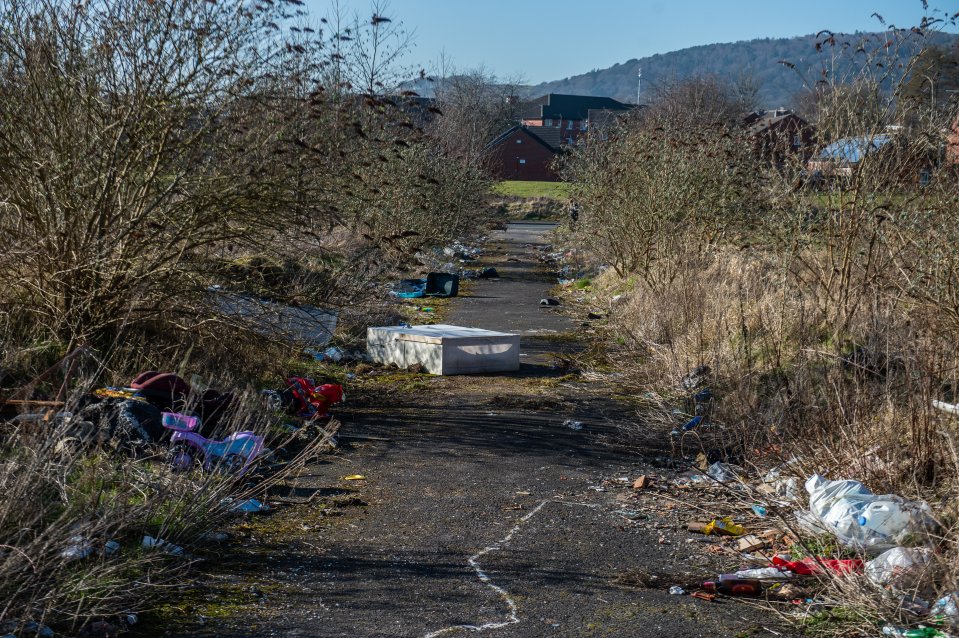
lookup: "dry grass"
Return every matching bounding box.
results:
[0,369,337,634]
[560,26,959,630]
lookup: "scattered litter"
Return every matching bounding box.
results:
[735,535,768,552]
[60,536,94,561]
[707,462,741,483]
[882,626,948,637]
[391,278,426,299]
[163,413,265,475]
[703,577,763,596]
[772,555,863,576]
[564,420,583,431]
[751,505,768,517]
[801,474,937,552]
[698,517,744,536]
[203,531,230,542]
[125,614,138,627]
[691,591,716,602]
[729,567,792,582]
[632,475,652,490]
[681,415,703,431]
[343,474,366,481]
[141,536,184,556]
[304,346,347,363]
[391,272,460,298]
[932,593,959,625]
[209,289,338,346]
[226,498,270,513]
[865,547,934,589]
[104,540,120,556]
[669,585,687,595]
[278,377,345,419]
[681,365,711,390]
[761,529,784,543]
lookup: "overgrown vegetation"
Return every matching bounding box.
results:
[0,0,491,381]
[0,0,493,632]
[562,11,959,635]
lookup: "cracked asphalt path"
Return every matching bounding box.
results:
[161,223,794,638]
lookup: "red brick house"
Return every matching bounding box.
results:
[519,93,634,145]
[485,125,563,181]
[743,108,816,164]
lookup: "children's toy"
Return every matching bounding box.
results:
[282,377,345,419]
[161,411,264,474]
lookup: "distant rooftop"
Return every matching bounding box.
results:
[817,135,892,163]
[521,93,633,121]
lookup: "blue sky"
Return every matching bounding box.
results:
[303,1,958,84]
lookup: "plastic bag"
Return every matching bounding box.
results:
[932,592,959,626]
[707,462,741,483]
[802,475,936,553]
[865,547,934,590]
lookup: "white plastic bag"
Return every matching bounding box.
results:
[803,475,936,553]
[865,547,934,590]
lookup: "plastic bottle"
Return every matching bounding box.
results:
[882,626,947,638]
[730,567,792,581]
[858,500,913,540]
[702,578,763,596]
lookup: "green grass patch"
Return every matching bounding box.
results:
[493,181,571,200]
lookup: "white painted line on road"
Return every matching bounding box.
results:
[422,499,601,637]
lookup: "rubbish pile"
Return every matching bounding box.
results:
[389,272,460,299]
[798,474,937,554]
[413,240,486,277]
[613,458,951,635]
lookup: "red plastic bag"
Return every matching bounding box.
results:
[772,555,863,576]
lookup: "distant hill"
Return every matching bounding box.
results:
[525,32,959,109]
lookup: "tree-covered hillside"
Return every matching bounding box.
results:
[526,31,958,108]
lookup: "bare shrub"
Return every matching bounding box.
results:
[564,12,959,634]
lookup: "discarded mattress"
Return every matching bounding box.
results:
[208,288,338,346]
[367,324,519,375]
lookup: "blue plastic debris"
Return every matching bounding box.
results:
[682,416,703,431]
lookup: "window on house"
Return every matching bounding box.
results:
[568,120,574,129]
[516,139,522,144]
[581,121,588,130]
[519,159,526,164]
[544,118,552,127]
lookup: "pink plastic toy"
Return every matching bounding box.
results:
[161,411,264,475]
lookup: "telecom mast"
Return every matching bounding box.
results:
[636,66,642,105]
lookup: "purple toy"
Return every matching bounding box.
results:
[162,411,264,475]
